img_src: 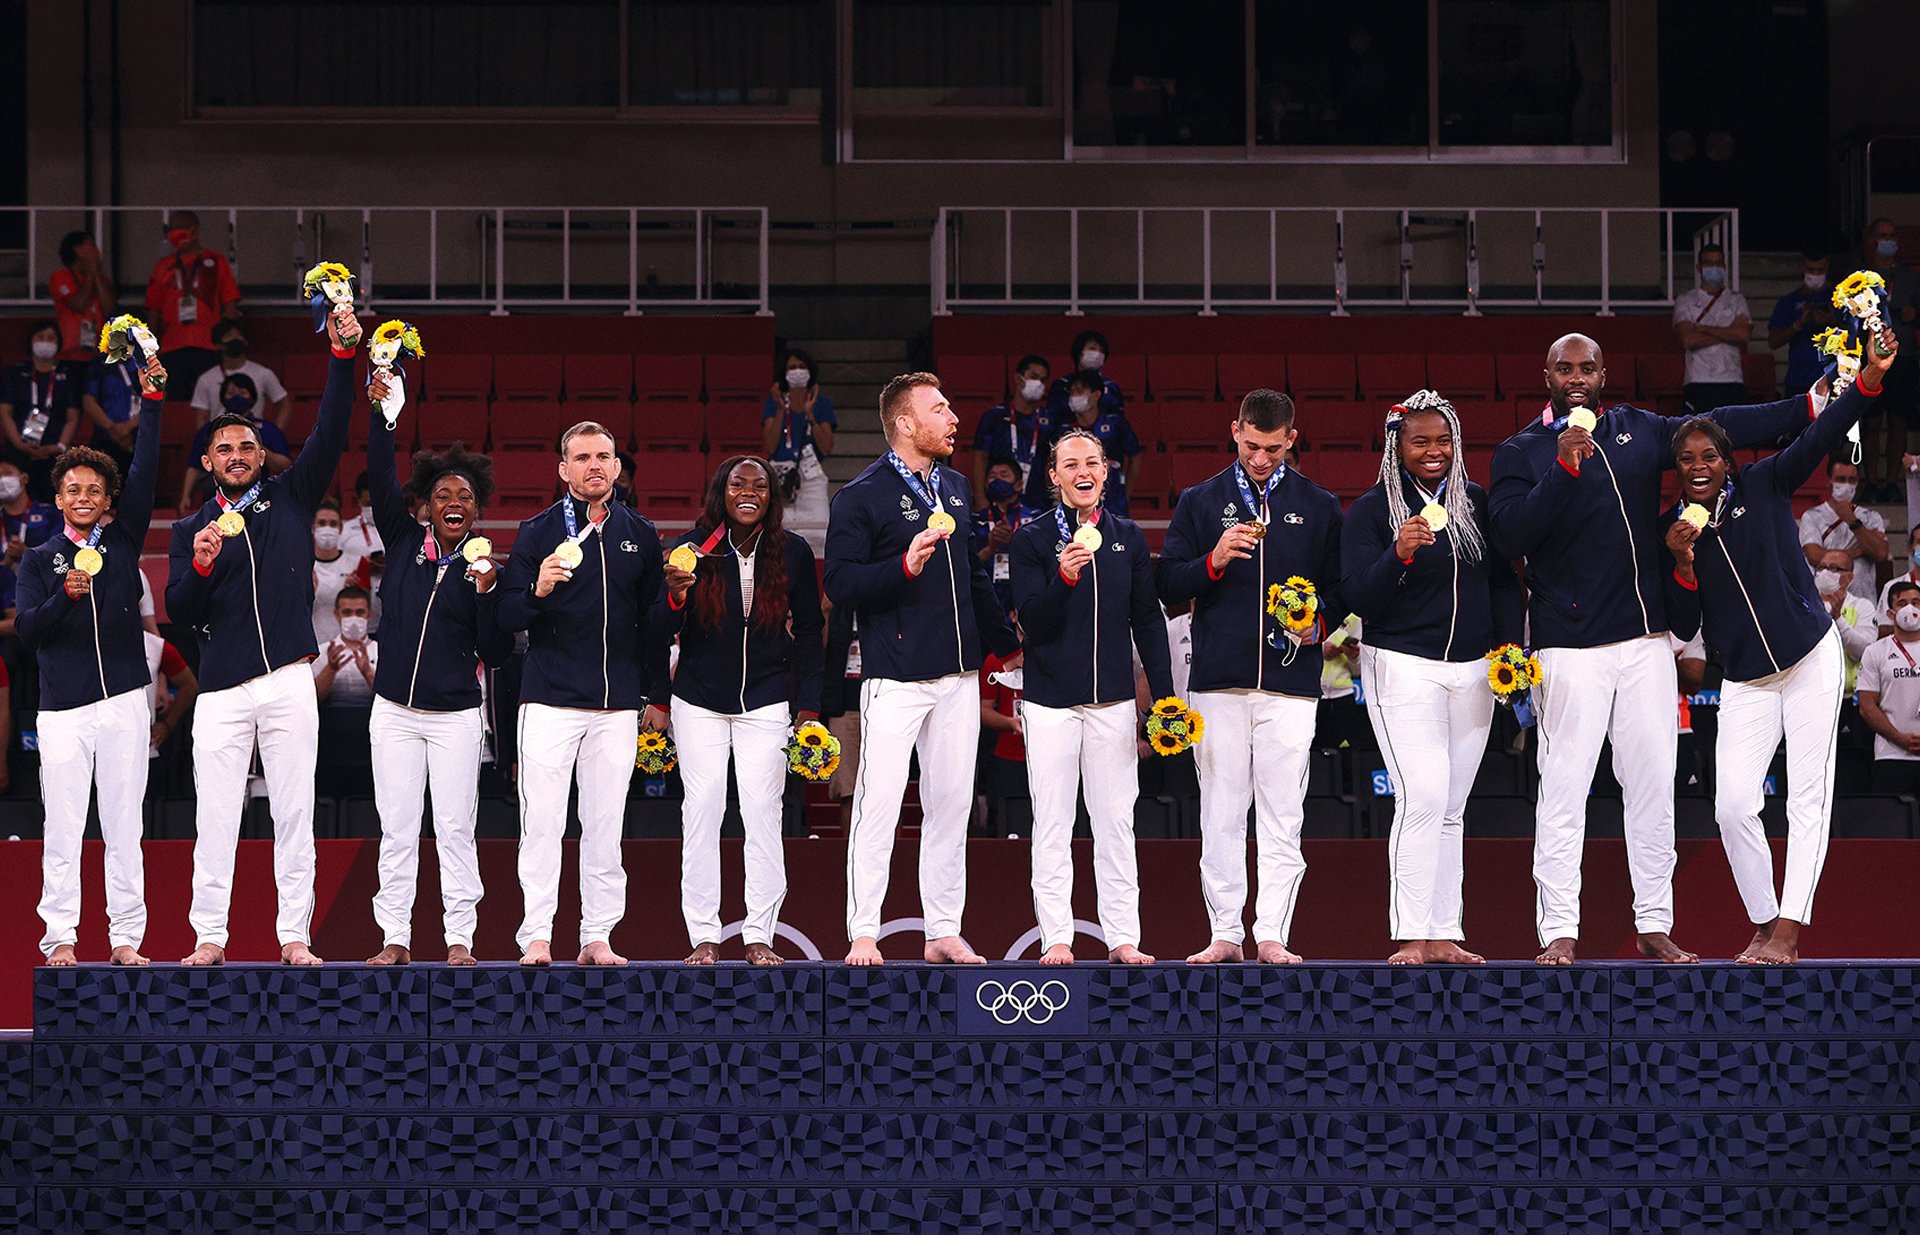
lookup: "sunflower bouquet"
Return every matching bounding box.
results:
[786,721,842,782]
[635,728,678,775]
[1265,576,1319,638]
[1485,643,1543,705]
[1817,269,1892,401]
[1146,697,1206,757]
[98,314,160,367]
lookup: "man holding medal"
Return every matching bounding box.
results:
[1158,389,1344,965]
[824,372,1018,966]
[498,420,670,967]
[19,351,166,966]
[166,301,361,966]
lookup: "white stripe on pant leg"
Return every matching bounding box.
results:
[1713,668,1784,926]
[92,690,152,952]
[915,672,982,940]
[1078,700,1143,951]
[1248,692,1318,947]
[1023,701,1084,951]
[846,678,931,942]
[515,703,587,951]
[370,696,429,949]
[425,706,486,950]
[1437,673,1494,941]
[1360,647,1456,943]
[1612,636,1681,936]
[255,663,321,947]
[731,702,793,947]
[1530,644,1618,946]
[35,701,99,957]
[575,709,638,946]
[674,701,734,948]
[187,681,259,948]
[1192,690,1253,945]
[1777,628,1845,925]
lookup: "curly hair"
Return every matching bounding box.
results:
[50,446,123,501]
[690,455,788,637]
[407,441,495,509]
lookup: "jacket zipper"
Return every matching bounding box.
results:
[1712,537,1781,674]
[1089,531,1101,698]
[945,533,963,674]
[598,529,610,708]
[1255,530,1266,691]
[1594,448,1650,633]
[738,553,750,711]
[1444,540,1459,661]
[243,527,269,671]
[88,590,106,697]
[406,555,451,708]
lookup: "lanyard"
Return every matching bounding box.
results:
[426,532,470,569]
[1054,504,1099,542]
[1234,463,1281,522]
[1407,472,1447,508]
[1897,640,1916,672]
[561,496,606,541]
[65,522,103,550]
[1008,410,1038,462]
[886,451,940,512]
[218,480,264,516]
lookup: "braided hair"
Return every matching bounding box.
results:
[1377,389,1483,564]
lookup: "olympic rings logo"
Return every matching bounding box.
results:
[974,979,1071,1025]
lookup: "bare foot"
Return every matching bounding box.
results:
[846,936,884,966]
[46,944,77,967]
[1108,944,1156,965]
[1636,932,1699,964]
[1737,921,1775,963]
[1427,941,1485,965]
[1186,939,1244,965]
[519,940,553,967]
[109,945,149,967]
[924,936,986,964]
[1535,937,1578,966]
[366,945,411,967]
[743,942,784,966]
[1387,942,1426,965]
[685,942,720,966]
[1255,940,1302,964]
[446,945,477,966]
[180,942,226,967]
[577,941,628,966]
[281,942,324,966]
[1040,943,1075,966]
[1741,918,1801,965]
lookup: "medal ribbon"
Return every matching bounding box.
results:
[217,480,264,517]
[1054,504,1100,543]
[1234,463,1281,523]
[886,450,941,512]
[426,532,471,569]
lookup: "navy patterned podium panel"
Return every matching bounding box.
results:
[13,963,1920,1233]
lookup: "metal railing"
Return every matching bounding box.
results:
[1,205,771,316]
[932,206,1741,316]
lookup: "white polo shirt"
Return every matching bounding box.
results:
[1673,287,1751,386]
[1800,500,1886,601]
[1857,634,1920,761]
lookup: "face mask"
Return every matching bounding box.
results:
[1079,349,1105,371]
[313,527,341,552]
[1805,273,1826,290]
[1897,605,1920,634]
[1700,266,1726,288]
[785,368,810,390]
[1829,480,1857,503]
[1814,569,1844,597]
[0,476,22,502]
[221,338,248,358]
[339,616,369,642]
[168,228,194,251]
[1019,378,1046,403]
[986,478,1016,503]
[1068,394,1093,416]
[30,341,57,362]
[1877,238,1900,259]
[222,392,254,416]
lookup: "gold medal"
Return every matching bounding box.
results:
[1419,503,1448,533]
[461,537,492,563]
[668,545,699,573]
[1680,503,1710,531]
[215,511,245,537]
[1242,520,1268,540]
[1568,408,1598,433]
[927,511,957,536]
[1073,524,1103,552]
[555,540,584,569]
[74,546,103,576]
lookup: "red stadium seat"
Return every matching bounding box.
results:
[1495,353,1544,401]
[1170,452,1225,495]
[493,354,561,402]
[159,401,196,446]
[634,451,710,519]
[281,352,334,400]
[416,401,490,451]
[1147,354,1218,402]
[1161,403,1236,453]
[705,354,772,405]
[633,353,703,403]
[938,355,1009,405]
[422,354,493,402]
[141,557,170,624]
[1462,447,1495,486]
[491,449,561,510]
[585,402,636,450]
[1288,353,1358,400]
[1129,453,1174,514]
[1636,353,1684,401]
[1356,353,1427,402]
[1744,351,1778,400]
[1452,401,1509,447]
[1304,449,1382,501]
[1299,400,1374,451]
[1218,353,1285,402]
[707,403,767,455]
[1599,352,1637,401]
[1124,402,1164,451]
[1099,353,1146,403]
[1426,353,1498,402]
[564,354,634,403]
[490,401,567,450]
[632,402,705,452]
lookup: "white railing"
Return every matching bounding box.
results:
[0,205,772,316]
[931,206,1741,317]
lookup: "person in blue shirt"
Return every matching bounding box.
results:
[0,319,82,500]
[761,347,837,552]
[1037,370,1141,516]
[971,354,1054,504]
[81,353,142,465]
[1047,330,1124,416]
[1767,251,1837,397]
[0,460,58,568]
[971,455,1032,620]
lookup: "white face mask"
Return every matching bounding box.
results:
[1079,349,1105,371]
[313,527,341,552]
[1897,605,1920,634]
[1804,273,1826,290]
[339,615,369,642]
[1829,481,1857,504]
[1068,393,1094,416]
[785,368,810,390]
[1019,378,1046,403]
[31,341,58,362]
[0,476,21,502]
[1814,568,1845,597]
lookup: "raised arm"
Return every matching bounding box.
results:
[117,360,168,533]
[283,311,361,510]
[364,383,412,548]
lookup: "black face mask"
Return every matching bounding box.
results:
[986,478,1016,503]
[221,338,248,359]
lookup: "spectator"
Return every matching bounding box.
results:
[338,470,385,632]
[1813,548,1881,683]
[144,629,198,760]
[190,321,289,429]
[0,319,82,500]
[313,586,378,705]
[612,451,638,507]
[0,461,59,567]
[1672,242,1752,416]
[143,209,241,392]
[971,355,1054,505]
[761,347,836,552]
[1799,454,1887,602]
[48,230,117,363]
[310,499,372,644]
[819,597,862,831]
[971,455,1031,621]
[1314,612,1366,752]
[179,398,292,511]
[1036,370,1141,515]
[978,650,1026,836]
[81,347,143,473]
[1767,250,1835,397]
[1047,330,1124,417]
[1855,579,1920,794]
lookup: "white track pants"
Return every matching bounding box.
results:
[369,696,486,950]
[676,699,790,948]
[516,703,637,951]
[1360,647,1492,942]
[846,672,979,943]
[1715,627,1842,926]
[1192,688,1317,947]
[1532,635,1678,944]
[1023,700,1143,951]
[37,689,151,956]
[188,662,319,948]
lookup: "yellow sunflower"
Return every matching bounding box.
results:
[1284,575,1315,594]
[1526,655,1544,686]
[1151,731,1183,755]
[1489,662,1517,692]
[1833,269,1884,303]
[1152,697,1185,718]
[1187,712,1206,743]
[800,727,826,748]
[820,755,841,780]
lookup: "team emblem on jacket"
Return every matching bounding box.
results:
[256,500,272,512]
[51,554,68,575]
[900,495,921,522]
[1731,506,1747,519]
[1283,512,1304,525]
[620,540,639,553]
[948,495,965,507]
[1615,433,1632,445]
[414,549,427,565]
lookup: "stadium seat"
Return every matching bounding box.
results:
[416,401,489,451]
[1355,353,1426,402]
[1600,351,1637,401]
[1147,354,1218,402]
[939,355,1009,405]
[588,402,637,450]
[1100,353,1147,402]
[490,449,560,513]
[1287,353,1357,400]
[493,354,561,402]
[1303,449,1380,501]
[1744,351,1778,400]
[1218,353,1285,402]
[1160,403,1235,453]
[1426,353,1498,402]
[1124,402,1165,450]
[705,354,772,404]
[1170,452,1224,495]
[489,400,567,450]
[633,353,703,402]
[1494,353,1543,401]
[141,557,170,624]
[632,401,705,452]
[159,401,196,446]
[563,354,634,403]
[1636,353,1684,402]
[706,403,766,455]
[1462,446,1495,486]
[1452,401,1508,446]
[1129,453,1173,514]
[634,451,709,518]
[1300,400,1373,451]
[422,354,493,402]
